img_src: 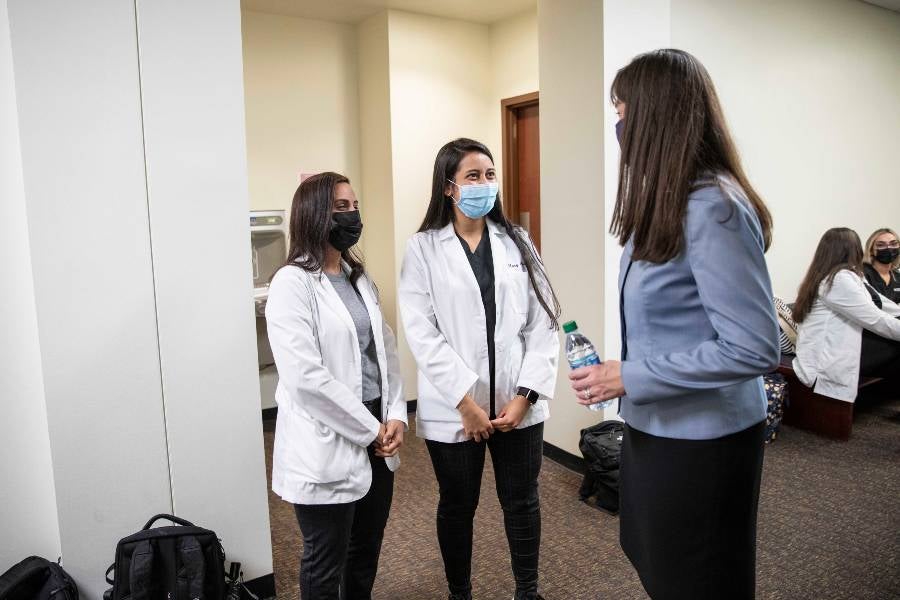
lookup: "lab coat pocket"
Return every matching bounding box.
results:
[286,402,357,484]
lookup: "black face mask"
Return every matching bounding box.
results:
[874,248,899,265]
[328,210,363,251]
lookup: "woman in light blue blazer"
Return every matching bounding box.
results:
[570,49,780,600]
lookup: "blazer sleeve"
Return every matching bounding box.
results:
[823,271,900,340]
[265,269,381,447]
[398,237,479,409]
[514,233,560,399]
[382,318,410,426]
[620,195,781,404]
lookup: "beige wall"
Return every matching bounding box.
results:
[386,10,495,397]
[488,8,539,177]
[538,0,606,455]
[241,10,361,213]
[357,12,398,330]
[671,0,900,300]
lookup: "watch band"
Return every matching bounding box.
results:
[517,386,540,404]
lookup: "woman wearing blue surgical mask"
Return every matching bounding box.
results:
[399,138,561,600]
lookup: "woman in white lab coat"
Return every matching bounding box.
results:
[399,138,560,600]
[792,227,900,400]
[265,172,407,600]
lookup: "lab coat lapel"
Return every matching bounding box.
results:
[317,267,356,335]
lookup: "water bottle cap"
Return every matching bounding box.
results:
[563,320,578,333]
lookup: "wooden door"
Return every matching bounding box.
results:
[501,92,541,251]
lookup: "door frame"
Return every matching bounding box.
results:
[500,91,539,226]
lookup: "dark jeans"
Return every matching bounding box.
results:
[293,401,394,600]
[425,422,544,600]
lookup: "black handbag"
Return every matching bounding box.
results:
[104,514,225,600]
[578,420,625,514]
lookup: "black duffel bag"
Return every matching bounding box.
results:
[104,514,225,600]
[0,556,78,600]
[578,420,625,514]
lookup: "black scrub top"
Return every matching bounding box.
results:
[457,227,497,419]
[863,263,900,305]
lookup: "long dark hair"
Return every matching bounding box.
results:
[792,228,864,323]
[282,171,366,283]
[419,138,561,329]
[610,49,773,263]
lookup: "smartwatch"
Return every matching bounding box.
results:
[516,387,540,405]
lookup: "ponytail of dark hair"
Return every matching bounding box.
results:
[420,138,561,329]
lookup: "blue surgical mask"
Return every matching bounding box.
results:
[447,180,498,219]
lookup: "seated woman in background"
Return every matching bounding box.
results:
[863,227,900,304]
[792,227,900,402]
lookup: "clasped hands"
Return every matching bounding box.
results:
[374,419,405,457]
[457,393,532,442]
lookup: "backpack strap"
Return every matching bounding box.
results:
[177,537,206,600]
[129,540,154,600]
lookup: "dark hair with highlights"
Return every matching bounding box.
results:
[419,138,561,329]
[610,49,772,263]
[792,227,864,323]
[282,171,366,283]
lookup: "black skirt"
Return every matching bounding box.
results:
[619,420,765,600]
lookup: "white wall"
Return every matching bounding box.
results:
[136,0,273,580]
[0,0,61,568]
[8,1,174,592]
[670,0,900,299]
[242,10,361,213]
[538,0,607,455]
[386,10,495,397]
[5,0,273,594]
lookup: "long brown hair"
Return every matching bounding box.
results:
[792,228,864,323]
[282,171,366,283]
[419,138,561,329]
[610,49,772,263]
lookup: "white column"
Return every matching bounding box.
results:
[0,0,61,568]
[6,0,173,595]
[133,0,273,580]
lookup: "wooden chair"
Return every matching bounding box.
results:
[776,355,881,441]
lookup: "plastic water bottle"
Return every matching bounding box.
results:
[564,320,611,412]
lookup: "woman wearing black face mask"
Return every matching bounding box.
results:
[863,228,900,304]
[265,172,407,600]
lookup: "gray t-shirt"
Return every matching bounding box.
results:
[325,272,382,402]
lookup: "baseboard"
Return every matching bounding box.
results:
[244,572,276,600]
[543,441,585,474]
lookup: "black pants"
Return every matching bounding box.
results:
[293,402,394,600]
[860,329,900,380]
[425,422,543,600]
[619,421,765,600]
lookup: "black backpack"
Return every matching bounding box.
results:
[0,556,78,600]
[104,514,225,600]
[578,420,625,514]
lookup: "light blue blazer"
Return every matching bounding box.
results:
[618,177,781,440]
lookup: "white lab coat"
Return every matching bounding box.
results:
[265,261,407,504]
[399,219,560,443]
[793,269,900,402]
